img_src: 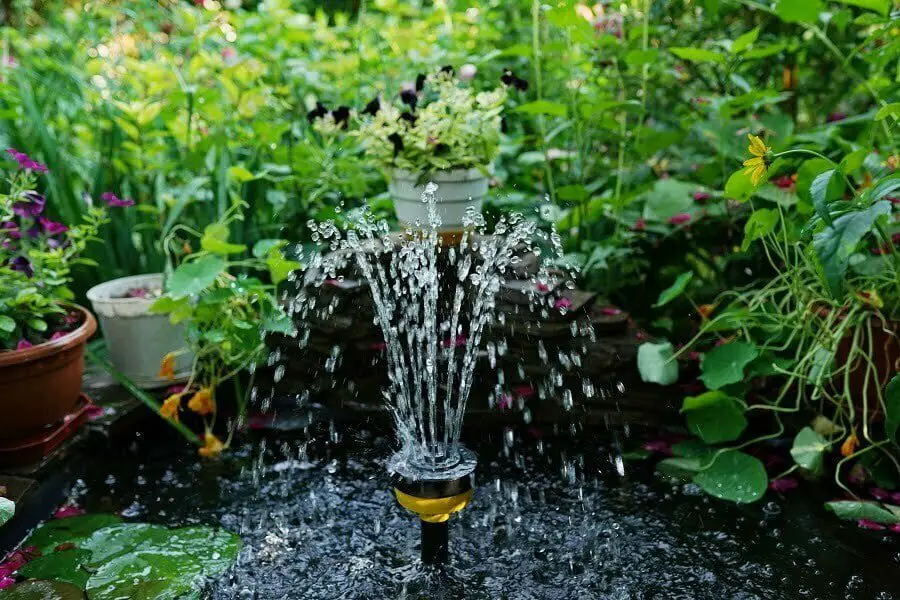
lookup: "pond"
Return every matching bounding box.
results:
[66,416,898,600]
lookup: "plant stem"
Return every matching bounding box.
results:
[531,0,555,203]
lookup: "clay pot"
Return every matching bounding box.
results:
[0,305,97,440]
[834,314,900,420]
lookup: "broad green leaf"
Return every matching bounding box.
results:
[833,0,889,16]
[200,223,247,255]
[885,374,900,447]
[812,201,891,297]
[694,450,767,503]
[866,173,900,204]
[724,169,759,202]
[810,169,840,226]
[21,514,123,555]
[266,255,301,285]
[642,179,695,221]
[699,341,759,390]
[672,439,715,458]
[796,159,835,204]
[0,497,13,525]
[16,548,93,588]
[790,426,828,473]
[165,256,226,298]
[875,103,900,121]
[252,239,289,258]
[742,208,779,250]
[654,271,693,307]
[670,47,726,64]
[840,149,868,174]
[514,100,568,117]
[636,341,679,386]
[0,316,14,333]
[0,580,84,599]
[825,501,900,524]
[624,48,659,66]
[730,27,759,54]
[774,0,823,22]
[27,319,47,332]
[682,391,747,444]
[656,457,703,480]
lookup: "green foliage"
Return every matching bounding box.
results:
[681,391,747,444]
[636,341,679,385]
[693,450,768,503]
[699,341,759,390]
[790,427,828,473]
[825,501,900,524]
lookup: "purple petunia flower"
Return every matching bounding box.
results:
[9,256,33,277]
[12,191,46,218]
[39,216,68,235]
[1,221,20,240]
[101,192,135,207]
[6,148,48,173]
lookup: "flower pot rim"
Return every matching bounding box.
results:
[0,304,97,367]
[391,166,490,182]
[86,273,164,305]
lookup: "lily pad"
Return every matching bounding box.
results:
[694,450,767,503]
[16,548,93,589]
[0,580,84,599]
[22,514,122,555]
[699,341,759,390]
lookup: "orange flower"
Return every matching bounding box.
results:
[159,394,181,422]
[697,303,717,319]
[158,352,176,380]
[199,433,225,458]
[187,387,215,416]
[840,432,859,457]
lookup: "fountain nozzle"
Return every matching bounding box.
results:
[389,447,476,565]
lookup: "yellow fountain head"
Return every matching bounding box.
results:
[393,487,474,523]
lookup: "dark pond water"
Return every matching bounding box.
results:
[67,417,899,600]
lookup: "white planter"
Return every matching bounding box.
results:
[86,273,192,389]
[388,168,489,231]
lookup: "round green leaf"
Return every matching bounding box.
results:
[17,548,93,589]
[694,450,767,503]
[789,426,828,473]
[0,316,15,333]
[637,341,679,386]
[681,391,748,444]
[165,256,226,299]
[699,341,759,390]
[0,497,14,526]
[21,514,123,555]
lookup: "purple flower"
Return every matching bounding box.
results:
[554,297,573,310]
[871,487,891,501]
[39,217,68,235]
[9,256,33,277]
[101,192,135,207]
[12,191,45,217]
[6,148,48,173]
[692,191,711,202]
[857,519,886,531]
[768,478,799,493]
[1,221,20,240]
[16,339,32,351]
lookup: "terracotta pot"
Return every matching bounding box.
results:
[0,305,97,441]
[832,313,900,421]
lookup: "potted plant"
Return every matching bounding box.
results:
[0,150,121,440]
[348,67,526,232]
[87,260,192,389]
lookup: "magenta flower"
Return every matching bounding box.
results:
[857,519,886,531]
[768,478,799,493]
[890,524,900,534]
[600,306,622,316]
[6,148,47,172]
[553,297,573,310]
[826,112,847,123]
[12,191,45,217]
[871,487,891,501]
[668,213,691,226]
[497,394,514,410]
[643,439,672,455]
[16,339,32,351]
[0,221,20,240]
[369,341,387,351]
[39,217,68,235]
[85,403,105,419]
[0,576,14,590]
[633,218,646,231]
[692,191,710,202]
[50,331,67,341]
[441,335,467,349]
[166,384,187,395]
[513,384,535,398]
[536,282,550,292]
[53,506,86,519]
[101,192,135,207]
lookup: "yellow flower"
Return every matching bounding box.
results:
[199,433,225,458]
[743,134,771,185]
[158,352,176,380]
[187,387,215,416]
[159,394,181,422]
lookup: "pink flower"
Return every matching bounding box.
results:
[85,404,105,419]
[50,331,67,341]
[871,487,891,501]
[101,192,135,208]
[6,148,48,172]
[871,245,890,255]
[0,577,15,589]
[554,297,573,310]
[39,217,68,235]
[166,384,187,395]
[53,506,85,519]
[536,282,550,292]
[667,213,691,226]
[642,439,671,455]
[635,330,647,340]
[773,175,795,189]
[633,218,646,231]
[858,519,886,531]
[16,339,32,351]
[768,478,799,493]
[497,394,514,410]
[221,47,237,61]
[889,524,900,534]
[692,191,710,202]
[827,112,847,123]
[891,492,900,504]
[369,341,387,351]
[600,306,622,316]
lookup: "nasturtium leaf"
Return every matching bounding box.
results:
[741,208,779,250]
[825,501,900,524]
[0,315,15,333]
[812,201,891,297]
[671,439,714,458]
[774,0,823,23]
[810,169,840,226]
[252,239,288,258]
[790,426,828,473]
[637,341,679,386]
[730,27,759,54]
[642,179,695,221]
[16,548,93,588]
[681,391,747,444]
[514,100,568,117]
[656,457,703,480]
[165,256,226,298]
[0,580,84,599]
[884,374,900,447]
[266,254,301,285]
[694,450,767,503]
[699,341,759,390]
[670,47,726,64]
[833,0,889,16]
[0,497,14,526]
[21,514,122,555]
[200,224,247,255]
[654,271,693,307]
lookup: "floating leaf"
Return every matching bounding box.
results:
[637,341,679,386]
[790,426,828,473]
[699,341,759,390]
[681,391,747,444]
[21,514,122,555]
[16,548,92,589]
[694,450,767,503]
[654,271,693,307]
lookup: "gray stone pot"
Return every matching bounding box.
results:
[86,273,191,389]
[389,168,489,231]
